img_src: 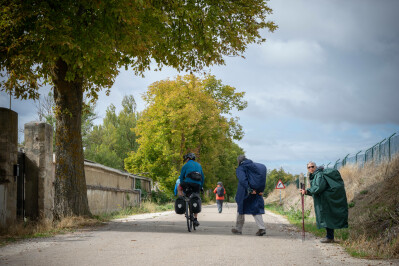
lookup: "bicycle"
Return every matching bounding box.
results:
[182,186,200,232]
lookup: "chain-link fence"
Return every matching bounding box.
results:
[324,132,399,169]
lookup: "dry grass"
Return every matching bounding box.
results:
[265,179,315,217]
[265,155,399,259]
[0,216,102,245]
[141,201,158,213]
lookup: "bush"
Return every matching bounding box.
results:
[150,190,174,205]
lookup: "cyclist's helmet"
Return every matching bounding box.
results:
[183,153,196,161]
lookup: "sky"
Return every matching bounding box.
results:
[1,0,399,175]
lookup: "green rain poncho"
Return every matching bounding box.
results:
[306,167,348,229]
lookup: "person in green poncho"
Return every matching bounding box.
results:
[300,161,348,243]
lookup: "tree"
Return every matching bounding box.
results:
[1,1,277,218]
[124,74,246,192]
[35,91,97,151]
[212,142,244,201]
[265,167,295,196]
[85,95,139,170]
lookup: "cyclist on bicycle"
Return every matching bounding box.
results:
[178,152,204,227]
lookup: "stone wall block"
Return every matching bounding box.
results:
[24,122,54,220]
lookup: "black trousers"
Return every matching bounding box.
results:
[326,228,334,239]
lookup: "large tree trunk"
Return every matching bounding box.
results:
[52,58,91,219]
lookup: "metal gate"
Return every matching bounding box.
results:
[17,150,25,219]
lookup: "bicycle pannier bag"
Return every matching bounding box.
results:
[186,171,202,181]
[190,195,202,213]
[175,196,185,215]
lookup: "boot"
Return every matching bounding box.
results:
[256,229,266,236]
[231,228,242,235]
[193,218,200,227]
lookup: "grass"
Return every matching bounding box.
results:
[265,203,349,241]
[266,201,394,259]
[264,155,399,259]
[93,201,175,221]
[0,201,175,247]
[0,216,102,247]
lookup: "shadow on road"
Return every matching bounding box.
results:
[91,204,303,241]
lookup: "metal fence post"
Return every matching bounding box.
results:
[371,143,379,162]
[334,159,340,170]
[388,133,396,162]
[328,132,398,171]
[355,150,362,164]
[377,138,386,162]
[343,154,350,166]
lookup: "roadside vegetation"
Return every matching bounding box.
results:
[0,216,101,247]
[0,190,218,246]
[265,155,399,259]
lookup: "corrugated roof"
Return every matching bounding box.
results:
[84,159,152,181]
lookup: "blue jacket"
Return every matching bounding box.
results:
[179,160,204,187]
[174,179,180,196]
[235,159,267,215]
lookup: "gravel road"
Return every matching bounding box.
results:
[0,203,397,266]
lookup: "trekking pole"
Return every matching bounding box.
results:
[300,183,305,241]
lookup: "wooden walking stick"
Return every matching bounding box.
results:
[300,182,305,241]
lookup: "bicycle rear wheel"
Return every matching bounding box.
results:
[186,201,191,232]
[192,211,196,231]
[190,206,195,231]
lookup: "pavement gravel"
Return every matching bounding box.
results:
[0,203,397,266]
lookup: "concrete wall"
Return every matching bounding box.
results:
[85,163,133,190]
[0,108,18,227]
[1,118,153,224]
[24,122,54,220]
[86,188,140,214]
[84,160,152,214]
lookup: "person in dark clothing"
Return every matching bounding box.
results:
[300,161,348,243]
[178,152,205,227]
[231,155,267,236]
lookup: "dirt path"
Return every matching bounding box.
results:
[0,203,396,266]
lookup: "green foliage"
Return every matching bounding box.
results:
[135,179,142,190]
[84,95,139,170]
[150,191,175,205]
[125,75,246,192]
[1,0,277,100]
[94,203,175,221]
[265,204,310,220]
[265,168,296,196]
[201,191,213,204]
[1,0,276,217]
[210,142,243,200]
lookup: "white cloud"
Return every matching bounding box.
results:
[259,39,326,67]
[2,0,399,175]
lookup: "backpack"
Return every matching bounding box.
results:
[216,186,224,197]
[321,168,345,189]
